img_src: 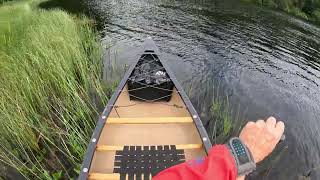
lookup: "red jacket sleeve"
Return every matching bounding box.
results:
[153,145,237,180]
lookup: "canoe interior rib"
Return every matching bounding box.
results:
[89,84,206,177]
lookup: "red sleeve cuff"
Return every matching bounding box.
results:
[207,145,238,177]
[153,145,238,180]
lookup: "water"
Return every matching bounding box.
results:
[66,0,320,179]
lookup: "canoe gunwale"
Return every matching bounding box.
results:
[79,52,141,180]
[78,38,212,180]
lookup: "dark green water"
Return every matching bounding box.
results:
[55,0,320,179]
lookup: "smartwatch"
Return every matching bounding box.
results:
[227,137,256,176]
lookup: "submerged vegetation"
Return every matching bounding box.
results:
[243,0,320,23]
[0,1,109,179]
[208,92,243,144]
[185,81,244,144]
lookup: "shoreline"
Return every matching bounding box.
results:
[241,0,320,25]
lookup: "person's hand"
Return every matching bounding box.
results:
[239,117,285,163]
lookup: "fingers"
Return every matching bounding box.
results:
[275,121,285,139]
[246,121,255,127]
[266,116,276,129]
[239,117,285,163]
[256,120,266,128]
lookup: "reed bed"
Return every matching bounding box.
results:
[0,1,110,179]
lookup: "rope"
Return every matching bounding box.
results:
[128,93,174,102]
[125,80,175,92]
[113,103,185,109]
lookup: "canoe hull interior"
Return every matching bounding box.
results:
[79,38,211,180]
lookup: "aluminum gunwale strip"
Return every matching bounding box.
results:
[78,52,141,180]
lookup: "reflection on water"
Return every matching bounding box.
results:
[76,0,320,179]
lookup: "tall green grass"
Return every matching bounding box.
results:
[208,88,244,144]
[184,80,244,144]
[0,1,109,179]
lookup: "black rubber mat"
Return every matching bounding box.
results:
[113,145,185,180]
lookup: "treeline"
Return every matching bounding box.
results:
[0,0,14,4]
[244,0,320,23]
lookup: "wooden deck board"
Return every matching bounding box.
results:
[97,123,203,146]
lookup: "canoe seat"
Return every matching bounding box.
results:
[96,144,202,151]
[90,144,202,180]
[106,117,193,124]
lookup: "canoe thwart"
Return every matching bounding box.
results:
[96,144,202,151]
[106,117,193,124]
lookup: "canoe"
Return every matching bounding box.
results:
[79,38,212,180]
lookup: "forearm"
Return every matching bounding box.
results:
[237,175,245,180]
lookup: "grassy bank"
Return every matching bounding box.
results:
[243,0,320,24]
[0,1,109,179]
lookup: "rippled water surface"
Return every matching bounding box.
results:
[79,0,320,179]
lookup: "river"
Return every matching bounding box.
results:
[59,0,320,179]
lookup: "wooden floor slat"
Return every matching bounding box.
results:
[106,117,193,124]
[98,123,203,145]
[96,144,202,151]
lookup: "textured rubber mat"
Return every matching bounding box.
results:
[113,145,185,180]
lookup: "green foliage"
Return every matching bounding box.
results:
[52,171,63,180]
[0,1,109,179]
[211,99,232,136]
[312,8,320,20]
[0,0,10,4]
[302,0,316,15]
[264,0,278,8]
[290,6,309,18]
[243,0,320,23]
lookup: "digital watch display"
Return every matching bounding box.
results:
[227,137,256,176]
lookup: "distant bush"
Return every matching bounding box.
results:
[243,0,320,24]
[312,9,320,21]
[290,7,309,19]
[264,0,278,8]
[0,0,14,4]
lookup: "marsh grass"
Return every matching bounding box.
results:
[209,93,244,144]
[183,80,244,144]
[0,1,109,179]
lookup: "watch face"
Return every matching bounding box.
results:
[232,139,249,164]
